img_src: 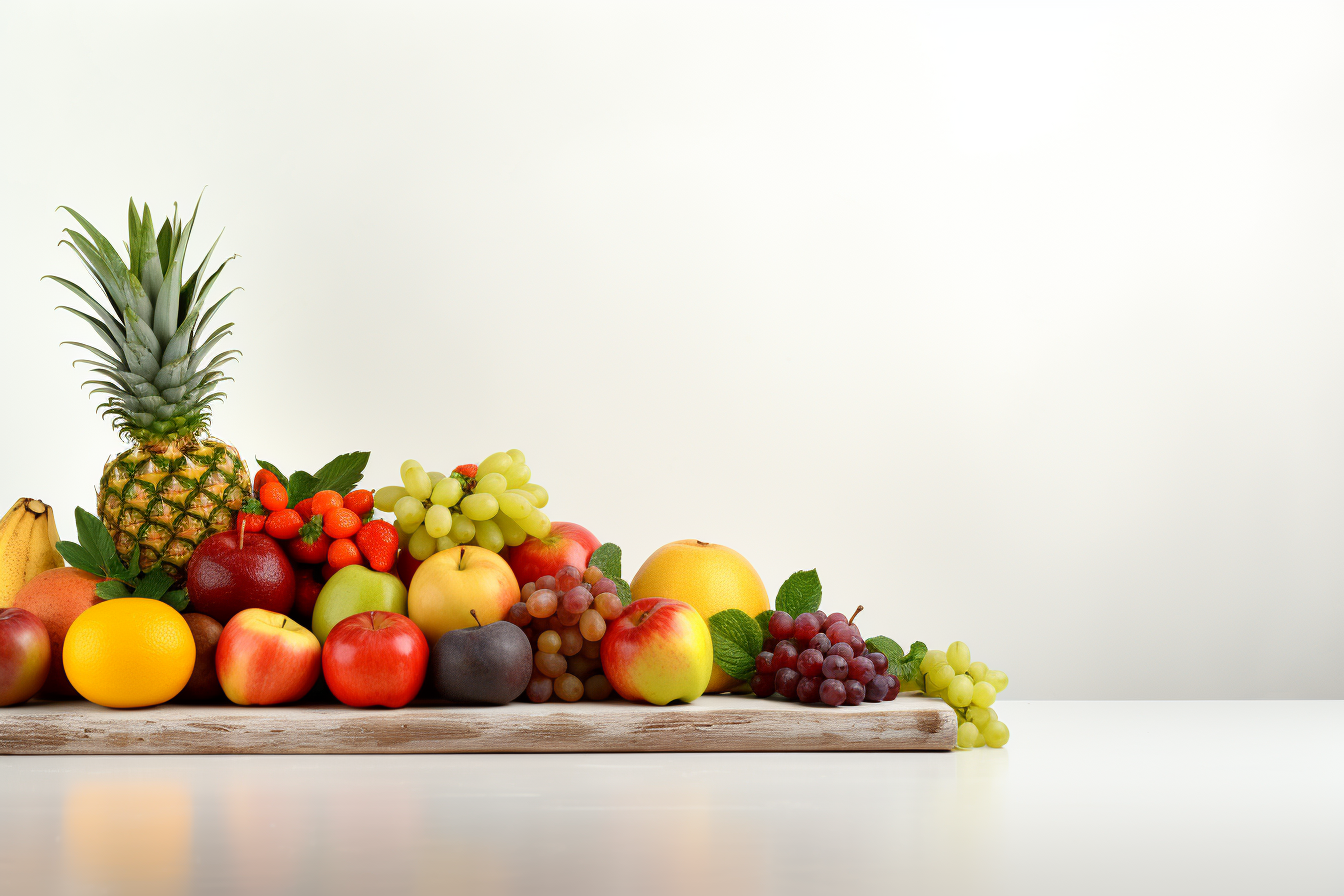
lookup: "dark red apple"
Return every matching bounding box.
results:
[186,530,295,624]
[321,611,428,708]
[293,565,323,621]
[508,522,600,585]
[395,548,422,590]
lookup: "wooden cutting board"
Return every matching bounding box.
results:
[0,695,955,754]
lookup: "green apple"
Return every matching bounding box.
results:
[312,566,408,644]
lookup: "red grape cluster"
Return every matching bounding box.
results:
[503,564,624,702]
[751,607,898,706]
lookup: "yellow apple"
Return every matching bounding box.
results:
[407,545,519,645]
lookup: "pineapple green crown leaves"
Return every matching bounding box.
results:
[46,191,241,446]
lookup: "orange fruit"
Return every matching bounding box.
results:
[630,540,770,693]
[63,598,195,708]
[12,567,103,696]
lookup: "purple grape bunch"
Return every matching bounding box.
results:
[750,607,898,706]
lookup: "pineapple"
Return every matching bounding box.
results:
[47,194,249,580]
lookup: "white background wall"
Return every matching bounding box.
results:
[2,2,1340,698]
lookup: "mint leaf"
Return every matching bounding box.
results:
[161,589,189,612]
[74,506,118,573]
[255,458,289,488]
[286,470,319,506]
[132,566,174,601]
[590,543,622,580]
[775,569,822,617]
[754,609,773,638]
[615,576,632,606]
[895,641,927,686]
[94,579,132,600]
[865,636,903,673]
[55,540,102,577]
[707,608,763,681]
[311,451,370,496]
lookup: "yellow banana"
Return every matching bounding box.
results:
[0,498,65,607]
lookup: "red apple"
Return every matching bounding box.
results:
[187,530,296,624]
[216,608,321,705]
[322,611,428,708]
[0,607,52,706]
[507,522,600,585]
[600,597,713,705]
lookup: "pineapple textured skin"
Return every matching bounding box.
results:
[98,439,249,580]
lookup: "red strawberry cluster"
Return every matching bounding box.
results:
[244,470,399,618]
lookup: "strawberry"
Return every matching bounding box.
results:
[327,537,363,571]
[355,519,399,572]
[294,497,314,521]
[253,468,280,497]
[285,515,331,565]
[311,490,344,517]
[264,508,304,540]
[323,507,362,539]
[342,488,374,516]
[453,464,478,479]
[259,481,289,512]
[238,497,267,534]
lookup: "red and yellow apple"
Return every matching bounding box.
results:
[408,546,519,645]
[508,522,600,585]
[0,607,52,706]
[322,611,428,708]
[215,608,321,706]
[599,597,713,705]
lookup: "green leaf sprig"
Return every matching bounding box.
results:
[588,542,632,605]
[255,451,370,507]
[54,507,188,610]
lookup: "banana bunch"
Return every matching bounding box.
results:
[0,498,65,607]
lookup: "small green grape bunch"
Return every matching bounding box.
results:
[372,450,551,561]
[919,642,1010,749]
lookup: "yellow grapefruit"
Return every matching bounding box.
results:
[63,598,195,708]
[629,540,770,692]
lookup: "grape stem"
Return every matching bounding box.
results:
[848,605,864,625]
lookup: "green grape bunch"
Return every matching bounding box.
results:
[373,450,551,560]
[920,641,1010,749]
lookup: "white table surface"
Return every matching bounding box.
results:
[0,700,1338,896]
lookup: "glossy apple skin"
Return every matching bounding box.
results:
[0,607,52,706]
[508,522,600,586]
[186,531,296,624]
[322,611,428,708]
[600,597,713,705]
[408,546,519,645]
[215,608,321,705]
[311,566,408,645]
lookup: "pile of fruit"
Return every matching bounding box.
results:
[0,193,1012,754]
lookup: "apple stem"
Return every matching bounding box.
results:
[236,512,245,550]
[470,609,482,628]
[848,605,864,625]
